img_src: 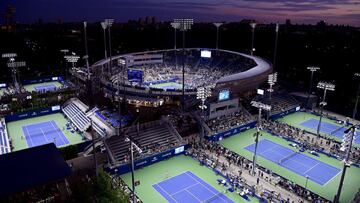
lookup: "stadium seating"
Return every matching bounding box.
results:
[62,102,91,132]
[0,118,11,154]
[206,110,254,134]
[105,120,183,163]
[256,91,299,115]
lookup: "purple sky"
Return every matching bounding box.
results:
[1,0,360,26]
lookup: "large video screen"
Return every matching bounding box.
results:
[201,50,211,58]
[218,89,230,101]
[127,69,143,83]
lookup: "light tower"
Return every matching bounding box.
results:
[197,85,212,141]
[173,18,194,112]
[352,73,360,119]
[60,49,69,79]
[7,60,26,92]
[105,18,114,74]
[333,124,358,203]
[101,21,108,59]
[83,21,90,80]
[267,72,278,119]
[250,22,257,56]
[273,23,279,70]
[251,101,271,176]
[125,137,142,203]
[316,81,335,137]
[306,66,320,108]
[170,22,180,50]
[213,23,223,49]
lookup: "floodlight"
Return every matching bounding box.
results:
[174,19,193,31]
[307,66,320,72]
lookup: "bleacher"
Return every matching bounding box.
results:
[62,102,91,132]
[256,91,300,115]
[0,118,11,155]
[105,120,182,164]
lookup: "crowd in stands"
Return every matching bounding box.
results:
[255,92,299,115]
[186,137,330,203]
[0,85,26,97]
[206,111,254,133]
[111,49,256,90]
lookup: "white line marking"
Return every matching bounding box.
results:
[50,121,66,146]
[303,162,320,175]
[40,128,49,143]
[185,189,202,202]
[171,183,199,196]
[24,126,34,147]
[155,183,179,203]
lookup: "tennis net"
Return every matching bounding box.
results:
[278,151,298,164]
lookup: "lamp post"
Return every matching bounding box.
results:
[83,22,90,80]
[267,72,277,119]
[316,82,335,137]
[105,18,114,74]
[352,73,360,119]
[303,175,309,200]
[60,49,69,79]
[306,66,320,108]
[174,18,193,112]
[334,125,358,203]
[251,101,271,176]
[125,137,142,203]
[273,23,279,70]
[197,85,212,141]
[213,23,223,50]
[101,22,108,59]
[250,22,257,56]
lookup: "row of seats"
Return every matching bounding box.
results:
[0,119,11,155]
[106,122,181,163]
[62,103,91,132]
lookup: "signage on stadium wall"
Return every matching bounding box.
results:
[205,121,257,142]
[22,76,62,85]
[5,106,62,122]
[108,144,189,175]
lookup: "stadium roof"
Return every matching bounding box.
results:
[0,143,71,197]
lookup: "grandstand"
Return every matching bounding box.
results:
[62,98,91,132]
[206,110,254,134]
[0,118,11,154]
[105,119,183,164]
[254,91,300,116]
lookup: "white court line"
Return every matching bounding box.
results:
[40,128,49,143]
[322,169,342,186]
[185,189,202,202]
[185,172,229,203]
[24,126,35,147]
[50,121,67,145]
[152,171,188,185]
[302,162,320,175]
[155,183,179,203]
[171,183,199,196]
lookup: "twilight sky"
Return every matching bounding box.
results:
[1,0,360,26]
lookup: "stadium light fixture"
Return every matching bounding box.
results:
[251,101,271,176]
[7,60,26,92]
[250,23,257,56]
[352,73,360,119]
[125,136,142,203]
[306,66,320,108]
[334,125,358,203]
[267,72,277,119]
[2,53,17,59]
[173,18,194,112]
[105,18,114,74]
[213,23,223,49]
[197,86,212,141]
[65,55,80,68]
[316,81,335,137]
[60,49,69,79]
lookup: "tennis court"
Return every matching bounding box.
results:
[23,81,62,92]
[153,171,233,203]
[300,118,360,144]
[149,82,183,90]
[245,139,340,185]
[22,120,69,148]
[34,84,57,92]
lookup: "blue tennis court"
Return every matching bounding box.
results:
[245,139,340,185]
[153,171,234,203]
[300,118,360,144]
[22,121,69,148]
[34,84,57,92]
